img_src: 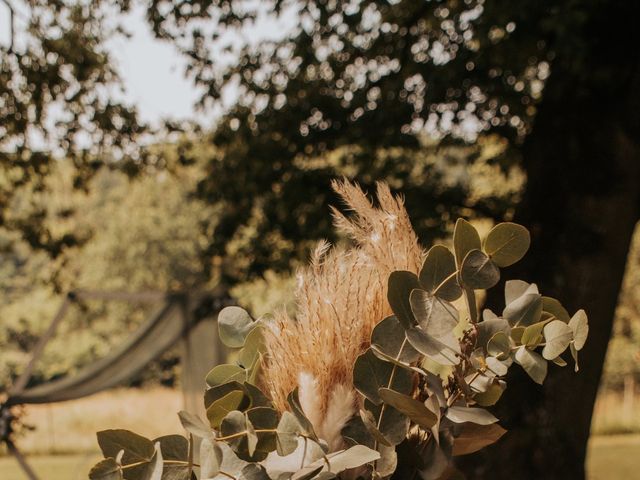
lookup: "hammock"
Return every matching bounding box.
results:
[8,301,182,405]
[0,289,228,479]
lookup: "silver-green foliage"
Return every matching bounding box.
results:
[91,220,588,480]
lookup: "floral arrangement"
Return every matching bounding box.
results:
[90,181,588,480]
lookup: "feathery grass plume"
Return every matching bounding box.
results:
[263,180,423,445]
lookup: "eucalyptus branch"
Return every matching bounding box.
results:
[462,287,478,324]
[187,433,194,479]
[300,436,308,469]
[121,459,201,470]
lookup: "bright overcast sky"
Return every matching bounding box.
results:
[107,6,205,125]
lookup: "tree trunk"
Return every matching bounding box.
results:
[458,4,640,478]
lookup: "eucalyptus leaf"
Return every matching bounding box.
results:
[375,444,398,478]
[200,438,222,478]
[276,411,302,456]
[473,380,506,407]
[542,320,573,360]
[446,406,498,425]
[378,388,437,429]
[206,364,247,387]
[218,306,255,348]
[89,458,123,480]
[359,408,392,447]
[542,296,571,323]
[460,249,500,290]
[178,411,214,441]
[406,327,460,366]
[140,442,163,480]
[476,316,510,350]
[240,464,270,480]
[553,356,568,367]
[371,315,420,363]
[453,218,481,268]
[514,346,547,384]
[419,245,462,301]
[504,280,538,305]
[521,320,550,348]
[295,445,380,478]
[485,356,509,376]
[206,390,247,429]
[353,349,413,404]
[503,291,543,327]
[287,388,317,439]
[97,429,154,467]
[483,222,530,267]
[387,271,421,328]
[510,326,525,344]
[217,443,250,479]
[321,445,380,472]
[153,435,188,461]
[238,326,266,370]
[247,407,279,454]
[569,309,589,350]
[244,382,273,409]
[365,400,410,446]
[409,289,459,337]
[487,331,511,360]
[452,423,506,456]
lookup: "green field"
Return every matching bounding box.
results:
[2,435,638,480]
[1,388,638,479]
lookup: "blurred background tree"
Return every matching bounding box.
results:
[2,1,640,479]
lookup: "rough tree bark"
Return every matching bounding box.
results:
[458,4,640,479]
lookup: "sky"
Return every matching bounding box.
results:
[107,7,206,125]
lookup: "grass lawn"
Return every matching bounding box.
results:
[1,434,639,480]
[1,387,638,479]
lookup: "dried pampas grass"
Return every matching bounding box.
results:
[263,180,423,446]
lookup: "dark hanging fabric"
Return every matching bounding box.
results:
[6,301,189,406]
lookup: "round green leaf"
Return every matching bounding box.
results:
[378,388,437,429]
[218,306,255,348]
[542,320,573,360]
[473,381,506,407]
[409,289,459,337]
[97,429,154,467]
[387,271,421,328]
[419,245,462,301]
[460,249,500,290]
[405,327,460,366]
[199,439,222,478]
[152,434,188,461]
[542,296,571,323]
[445,406,498,425]
[206,390,247,429]
[276,411,302,456]
[206,364,247,387]
[521,320,550,348]
[483,222,530,267]
[514,346,547,384]
[371,315,420,363]
[485,356,509,376]
[353,349,413,404]
[569,309,589,350]
[487,331,511,360]
[453,218,481,268]
[503,290,543,327]
[89,458,123,480]
[365,400,410,446]
[452,423,506,456]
